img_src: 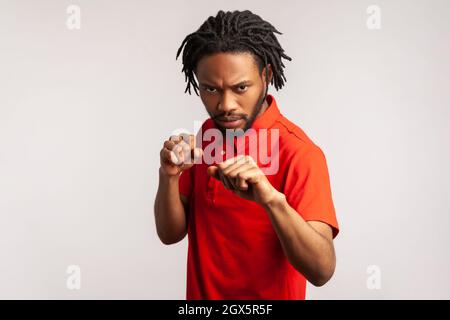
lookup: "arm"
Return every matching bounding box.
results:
[263,193,336,287]
[154,168,189,245]
[154,134,201,245]
[207,155,336,286]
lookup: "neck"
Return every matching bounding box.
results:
[256,96,269,118]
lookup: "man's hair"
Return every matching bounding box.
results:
[176,10,292,95]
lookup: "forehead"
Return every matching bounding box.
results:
[195,52,259,83]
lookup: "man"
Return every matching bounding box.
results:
[154,10,339,300]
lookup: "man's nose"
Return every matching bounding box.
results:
[217,91,238,113]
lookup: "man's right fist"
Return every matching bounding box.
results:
[159,133,203,177]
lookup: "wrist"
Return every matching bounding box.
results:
[262,190,286,210]
[159,167,181,182]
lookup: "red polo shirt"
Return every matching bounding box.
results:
[179,94,339,300]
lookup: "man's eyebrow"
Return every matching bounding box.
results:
[232,80,253,86]
[199,80,253,87]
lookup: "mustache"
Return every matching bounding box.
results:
[214,114,247,121]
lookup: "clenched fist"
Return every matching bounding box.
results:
[207,155,282,206]
[160,133,203,177]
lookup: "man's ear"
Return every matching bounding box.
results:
[262,64,273,85]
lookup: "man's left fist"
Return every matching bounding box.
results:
[207,155,281,206]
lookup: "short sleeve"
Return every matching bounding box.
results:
[179,165,194,198]
[283,145,340,239]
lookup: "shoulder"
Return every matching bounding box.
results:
[274,114,325,162]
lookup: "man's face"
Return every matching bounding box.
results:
[195,52,272,134]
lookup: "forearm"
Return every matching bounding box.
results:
[263,193,336,286]
[154,167,187,244]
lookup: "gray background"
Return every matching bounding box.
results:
[1,0,449,299]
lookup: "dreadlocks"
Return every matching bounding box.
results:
[176,10,292,97]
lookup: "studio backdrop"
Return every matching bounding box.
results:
[0,0,449,299]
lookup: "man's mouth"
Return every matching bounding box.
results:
[216,117,244,129]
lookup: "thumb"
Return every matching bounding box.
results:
[207,166,220,180]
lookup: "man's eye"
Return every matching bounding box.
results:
[204,87,217,93]
[237,85,248,92]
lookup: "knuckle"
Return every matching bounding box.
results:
[164,140,174,149]
[180,133,190,143]
[229,171,237,178]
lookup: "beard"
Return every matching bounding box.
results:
[210,87,267,137]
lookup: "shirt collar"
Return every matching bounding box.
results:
[250,94,281,130]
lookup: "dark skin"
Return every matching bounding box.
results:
[195,52,271,135]
[156,52,336,286]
